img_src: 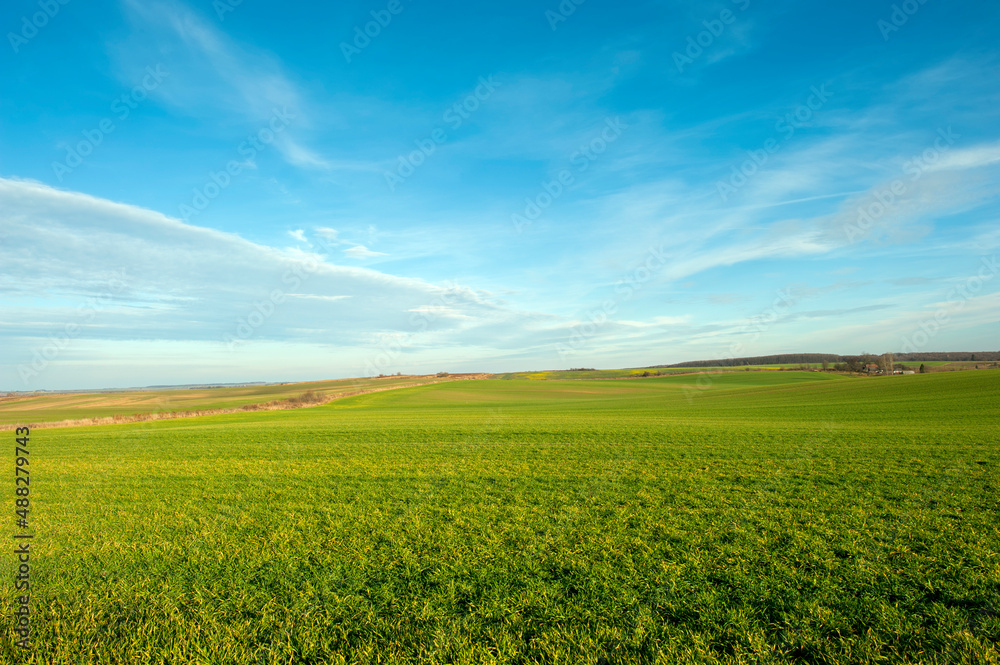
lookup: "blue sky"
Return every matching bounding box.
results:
[2,0,999,390]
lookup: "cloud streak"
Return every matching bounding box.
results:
[117,0,330,173]
[0,178,524,387]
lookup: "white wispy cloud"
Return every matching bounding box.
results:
[285,294,351,302]
[117,0,329,172]
[928,141,1000,172]
[0,178,520,389]
[344,245,387,259]
[275,138,333,171]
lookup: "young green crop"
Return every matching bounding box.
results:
[3,371,998,663]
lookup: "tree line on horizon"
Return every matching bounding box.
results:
[655,351,1000,369]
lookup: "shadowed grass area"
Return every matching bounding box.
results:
[3,371,998,663]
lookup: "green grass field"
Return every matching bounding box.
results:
[492,361,1000,382]
[4,371,999,663]
[917,361,1000,371]
[492,366,798,381]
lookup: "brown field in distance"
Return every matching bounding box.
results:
[0,373,490,429]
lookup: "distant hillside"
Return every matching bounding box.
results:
[892,351,1000,362]
[652,352,1000,368]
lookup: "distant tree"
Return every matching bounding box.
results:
[845,357,862,373]
[822,360,830,371]
[879,352,894,375]
[919,363,927,373]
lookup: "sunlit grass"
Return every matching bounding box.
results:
[3,371,998,663]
